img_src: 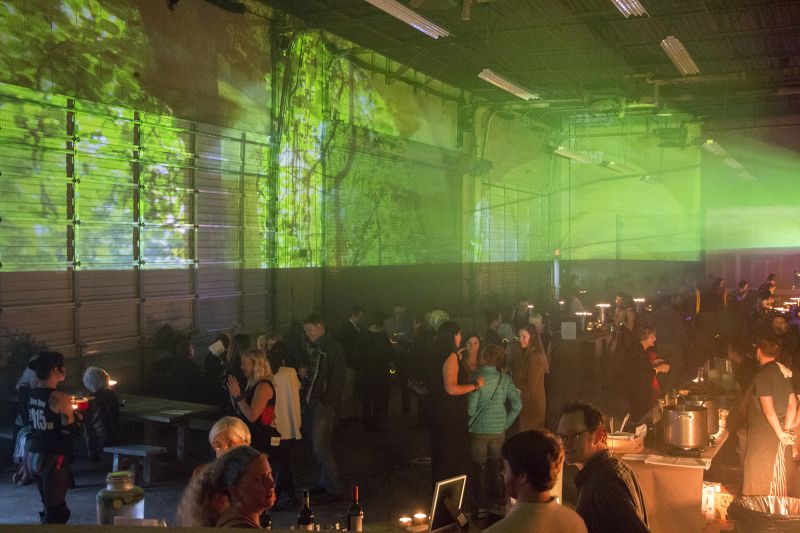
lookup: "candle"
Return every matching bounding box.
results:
[399,517,412,528]
[413,513,427,525]
[108,379,118,387]
[75,397,89,412]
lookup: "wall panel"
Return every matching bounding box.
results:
[0,271,72,306]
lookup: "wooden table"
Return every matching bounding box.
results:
[620,430,729,533]
[118,393,219,461]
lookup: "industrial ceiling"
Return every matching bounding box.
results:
[257,0,800,119]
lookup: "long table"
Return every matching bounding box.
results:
[118,393,219,461]
[620,430,729,533]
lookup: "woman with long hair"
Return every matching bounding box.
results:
[227,349,275,454]
[509,325,549,432]
[461,332,482,377]
[227,333,252,396]
[427,321,485,484]
[25,351,79,523]
[178,445,275,528]
[266,341,302,510]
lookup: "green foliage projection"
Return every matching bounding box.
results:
[0,2,463,271]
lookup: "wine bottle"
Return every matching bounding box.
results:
[346,484,364,532]
[297,489,315,531]
[259,510,272,529]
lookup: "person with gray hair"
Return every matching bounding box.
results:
[178,445,275,528]
[81,367,120,462]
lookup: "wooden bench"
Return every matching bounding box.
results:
[103,444,168,486]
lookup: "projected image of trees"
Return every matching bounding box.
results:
[0,2,462,272]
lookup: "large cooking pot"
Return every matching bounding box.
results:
[683,395,720,435]
[663,404,708,449]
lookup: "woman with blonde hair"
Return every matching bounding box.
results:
[178,446,275,528]
[227,349,276,453]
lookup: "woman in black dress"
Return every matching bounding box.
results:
[427,321,485,484]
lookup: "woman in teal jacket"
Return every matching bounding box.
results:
[468,343,522,518]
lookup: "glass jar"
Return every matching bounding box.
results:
[96,471,145,525]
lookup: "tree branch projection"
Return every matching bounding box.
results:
[1,2,458,271]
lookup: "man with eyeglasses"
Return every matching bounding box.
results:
[557,403,649,533]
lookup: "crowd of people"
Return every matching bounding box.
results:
[11,270,800,530]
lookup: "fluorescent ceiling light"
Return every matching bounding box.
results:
[478,69,539,100]
[611,0,648,18]
[364,0,451,39]
[554,147,591,163]
[660,36,700,76]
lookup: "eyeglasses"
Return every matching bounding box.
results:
[557,429,589,445]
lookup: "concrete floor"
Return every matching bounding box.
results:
[0,341,736,528]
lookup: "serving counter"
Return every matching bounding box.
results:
[619,430,729,533]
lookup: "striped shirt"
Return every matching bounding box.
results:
[574,450,649,533]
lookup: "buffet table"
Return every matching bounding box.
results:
[620,430,729,533]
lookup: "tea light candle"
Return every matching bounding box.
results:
[413,513,427,525]
[399,517,412,528]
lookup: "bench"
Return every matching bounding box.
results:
[103,444,168,486]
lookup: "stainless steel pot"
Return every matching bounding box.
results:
[683,395,720,435]
[663,404,708,449]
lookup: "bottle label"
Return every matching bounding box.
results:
[348,516,363,532]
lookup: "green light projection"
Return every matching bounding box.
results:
[0,3,462,272]
[553,116,702,261]
[4,1,791,273]
[702,132,800,252]
[269,31,462,268]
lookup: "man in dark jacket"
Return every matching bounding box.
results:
[333,305,365,422]
[557,403,649,533]
[303,313,346,500]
